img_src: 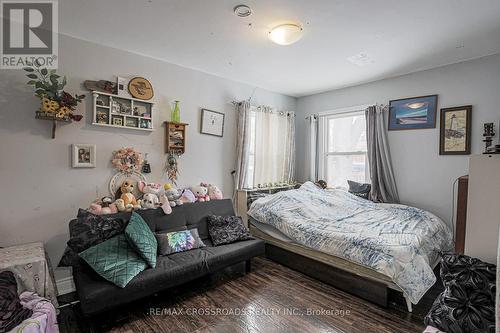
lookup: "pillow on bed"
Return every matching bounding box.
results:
[424,253,495,333]
[347,180,371,200]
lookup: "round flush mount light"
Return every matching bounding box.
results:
[268,23,303,45]
[234,5,252,17]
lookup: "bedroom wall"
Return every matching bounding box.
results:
[0,34,296,277]
[295,53,500,228]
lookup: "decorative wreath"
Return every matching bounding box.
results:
[112,147,143,173]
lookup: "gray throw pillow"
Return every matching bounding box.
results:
[155,229,205,256]
[347,180,371,200]
[207,215,253,246]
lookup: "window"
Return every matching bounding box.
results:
[243,106,295,189]
[318,111,369,188]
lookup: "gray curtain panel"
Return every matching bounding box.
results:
[365,105,400,203]
[284,112,296,184]
[234,100,251,192]
[308,115,319,181]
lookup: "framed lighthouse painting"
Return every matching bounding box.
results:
[439,105,472,155]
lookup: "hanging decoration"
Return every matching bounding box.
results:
[24,60,85,138]
[165,152,180,185]
[112,147,143,174]
[142,153,152,173]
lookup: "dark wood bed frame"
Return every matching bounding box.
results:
[249,224,417,312]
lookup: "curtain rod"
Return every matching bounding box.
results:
[305,103,384,120]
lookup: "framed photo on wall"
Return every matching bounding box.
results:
[439,105,472,155]
[200,109,225,137]
[388,95,438,130]
[72,144,96,168]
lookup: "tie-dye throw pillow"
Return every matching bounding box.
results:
[155,229,205,255]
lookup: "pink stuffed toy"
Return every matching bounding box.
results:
[191,183,210,202]
[88,197,118,215]
[138,181,171,214]
[208,184,223,200]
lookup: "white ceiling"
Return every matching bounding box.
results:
[60,0,500,97]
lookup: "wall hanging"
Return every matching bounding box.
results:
[388,95,437,130]
[165,152,180,185]
[24,60,85,138]
[200,108,225,137]
[128,77,154,100]
[109,147,146,198]
[439,105,472,155]
[72,144,96,168]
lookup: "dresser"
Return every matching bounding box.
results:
[455,175,468,254]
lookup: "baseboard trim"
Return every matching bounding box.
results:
[56,276,75,296]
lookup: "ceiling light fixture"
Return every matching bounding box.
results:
[234,5,252,17]
[268,23,303,45]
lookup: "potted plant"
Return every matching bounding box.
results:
[24,60,85,122]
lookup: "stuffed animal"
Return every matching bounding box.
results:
[164,184,183,207]
[140,193,160,209]
[138,181,171,214]
[116,179,141,211]
[191,184,210,202]
[208,184,223,200]
[180,188,196,203]
[88,196,118,215]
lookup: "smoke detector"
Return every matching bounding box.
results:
[234,5,252,17]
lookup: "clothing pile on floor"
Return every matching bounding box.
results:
[0,270,58,333]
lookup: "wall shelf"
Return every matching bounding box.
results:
[92,91,154,131]
[165,121,188,154]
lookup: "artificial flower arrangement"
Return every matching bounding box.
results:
[24,60,85,121]
[112,147,144,173]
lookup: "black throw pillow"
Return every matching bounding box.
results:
[0,271,32,332]
[424,253,496,333]
[66,209,129,253]
[347,180,371,200]
[207,215,253,246]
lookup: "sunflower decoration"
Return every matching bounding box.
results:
[24,59,85,122]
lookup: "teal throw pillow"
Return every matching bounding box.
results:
[79,234,146,288]
[125,212,157,268]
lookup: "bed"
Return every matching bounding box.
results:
[247,181,453,312]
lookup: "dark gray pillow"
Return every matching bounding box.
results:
[207,215,253,246]
[66,209,128,254]
[155,228,205,256]
[424,253,496,333]
[347,180,371,200]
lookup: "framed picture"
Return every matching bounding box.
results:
[72,144,96,168]
[388,95,438,130]
[439,105,472,155]
[125,117,138,128]
[112,115,123,126]
[116,76,132,98]
[200,109,225,137]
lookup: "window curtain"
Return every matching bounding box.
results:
[253,106,295,187]
[308,115,319,181]
[365,105,400,203]
[234,100,251,192]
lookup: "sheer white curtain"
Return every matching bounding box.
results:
[235,104,295,190]
[253,106,295,187]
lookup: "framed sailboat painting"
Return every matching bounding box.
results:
[439,105,472,155]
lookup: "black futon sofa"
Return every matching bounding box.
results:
[71,199,265,315]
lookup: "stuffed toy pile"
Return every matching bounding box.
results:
[86,180,223,216]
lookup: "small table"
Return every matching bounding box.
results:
[0,242,59,308]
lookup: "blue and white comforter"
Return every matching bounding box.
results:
[248,182,453,304]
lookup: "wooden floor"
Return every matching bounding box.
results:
[58,257,440,333]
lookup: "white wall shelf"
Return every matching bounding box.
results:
[92,91,154,131]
